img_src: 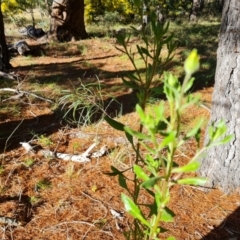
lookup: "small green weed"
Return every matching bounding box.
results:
[38,135,53,147]
[30,196,42,205]
[22,158,34,168]
[59,78,108,126]
[36,179,51,191]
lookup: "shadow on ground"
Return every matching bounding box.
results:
[0,89,138,152]
[203,206,240,240]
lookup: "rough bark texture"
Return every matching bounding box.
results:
[49,0,87,42]
[0,6,11,71]
[198,0,240,193]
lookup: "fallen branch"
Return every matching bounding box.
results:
[0,71,19,80]
[20,142,107,163]
[0,88,53,103]
[2,92,24,102]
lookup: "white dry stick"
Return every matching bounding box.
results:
[110,209,124,221]
[22,142,107,163]
[91,145,107,158]
[20,142,34,153]
[40,150,91,163]
[0,217,20,227]
[81,142,97,157]
[0,88,53,103]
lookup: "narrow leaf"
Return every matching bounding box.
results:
[183,77,195,93]
[177,177,207,186]
[124,126,150,140]
[161,207,175,222]
[122,77,140,89]
[141,177,161,189]
[133,165,149,181]
[105,116,125,131]
[219,134,234,144]
[121,194,150,227]
[125,131,134,145]
[172,161,200,173]
[136,104,146,121]
[141,46,152,58]
[160,132,176,148]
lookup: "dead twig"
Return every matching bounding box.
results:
[0,88,53,103]
[4,119,24,153]
[0,71,19,80]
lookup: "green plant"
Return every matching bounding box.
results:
[30,196,42,205]
[59,78,113,126]
[22,158,35,168]
[38,135,53,147]
[104,5,233,239]
[36,179,51,191]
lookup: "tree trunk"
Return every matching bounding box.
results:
[189,0,204,21]
[49,0,87,42]
[0,4,11,71]
[198,0,240,193]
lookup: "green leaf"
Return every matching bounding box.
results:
[172,161,200,173]
[153,102,165,122]
[177,177,207,186]
[213,120,228,140]
[115,33,126,45]
[124,126,150,140]
[105,116,125,131]
[185,119,203,146]
[137,45,145,60]
[136,104,146,121]
[133,165,149,181]
[121,194,150,227]
[167,237,176,240]
[122,77,140,90]
[162,34,174,45]
[125,131,134,146]
[161,207,175,222]
[160,131,176,148]
[125,72,140,82]
[152,85,164,95]
[141,177,161,189]
[157,120,168,131]
[183,77,195,93]
[141,46,152,58]
[219,134,234,144]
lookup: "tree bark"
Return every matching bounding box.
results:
[198,0,240,193]
[189,0,204,21]
[0,4,11,71]
[49,0,87,42]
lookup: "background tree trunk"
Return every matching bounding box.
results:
[189,0,204,21]
[49,0,87,42]
[0,4,11,71]
[198,0,240,193]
